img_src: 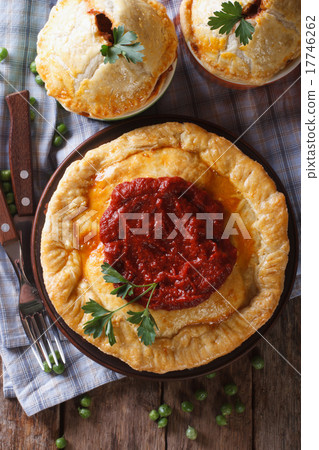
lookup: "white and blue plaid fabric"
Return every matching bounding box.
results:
[0,0,300,416]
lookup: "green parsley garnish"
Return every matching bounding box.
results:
[208,1,255,46]
[100,25,144,64]
[82,263,158,346]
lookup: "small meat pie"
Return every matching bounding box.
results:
[180,0,301,86]
[41,123,289,373]
[35,0,177,119]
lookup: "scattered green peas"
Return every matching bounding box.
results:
[30,109,36,121]
[235,400,245,414]
[157,417,168,428]
[221,403,232,416]
[195,389,208,401]
[8,204,17,215]
[29,96,36,106]
[6,192,14,204]
[2,181,12,193]
[186,425,198,440]
[181,401,194,413]
[0,169,11,181]
[251,355,264,370]
[0,47,8,62]
[49,350,61,364]
[35,74,44,86]
[78,407,91,419]
[43,361,52,373]
[158,404,172,418]
[53,135,63,147]
[52,362,65,375]
[216,414,227,426]
[30,61,38,74]
[206,372,217,379]
[224,383,238,396]
[57,123,68,135]
[55,436,67,449]
[80,395,92,408]
[149,409,159,421]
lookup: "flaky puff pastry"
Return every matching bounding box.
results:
[41,123,289,373]
[180,0,300,85]
[36,0,177,119]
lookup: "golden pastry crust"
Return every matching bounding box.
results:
[180,0,301,85]
[41,122,289,373]
[35,0,177,119]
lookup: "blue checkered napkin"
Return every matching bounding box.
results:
[0,0,300,415]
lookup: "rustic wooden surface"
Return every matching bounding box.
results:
[0,296,300,450]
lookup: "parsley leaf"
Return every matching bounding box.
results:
[236,18,255,46]
[208,1,255,46]
[82,264,159,346]
[100,25,144,65]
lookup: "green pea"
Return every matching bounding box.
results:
[56,123,68,135]
[0,47,8,62]
[186,425,197,440]
[149,409,160,421]
[30,109,35,121]
[35,74,44,86]
[2,181,12,193]
[80,395,92,408]
[6,192,14,205]
[29,96,36,106]
[216,414,227,426]
[206,372,217,379]
[195,389,208,401]
[43,361,52,373]
[55,436,67,449]
[158,404,172,417]
[235,400,245,413]
[78,407,91,419]
[181,401,194,413]
[251,355,264,370]
[53,135,63,147]
[157,417,168,428]
[30,61,38,74]
[52,362,65,375]
[8,204,17,216]
[221,403,232,416]
[224,383,238,396]
[0,169,11,181]
[49,350,61,364]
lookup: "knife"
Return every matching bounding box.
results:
[6,90,35,281]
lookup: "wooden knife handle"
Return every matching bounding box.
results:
[0,184,18,245]
[6,90,34,216]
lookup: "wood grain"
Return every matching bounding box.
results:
[165,357,252,449]
[62,377,165,450]
[0,374,60,449]
[0,184,18,245]
[0,297,300,449]
[6,90,34,216]
[253,296,301,450]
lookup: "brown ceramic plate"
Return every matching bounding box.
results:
[31,115,298,380]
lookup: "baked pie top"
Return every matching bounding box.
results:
[35,0,177,119]
[41,122,289,373]
[180,0,301,85]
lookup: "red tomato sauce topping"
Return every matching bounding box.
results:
[100,177,237,310]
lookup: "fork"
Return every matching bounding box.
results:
[0,185,65,370]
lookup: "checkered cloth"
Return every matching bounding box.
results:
[0,0,300,416]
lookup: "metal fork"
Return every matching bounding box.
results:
[0,188,65,370]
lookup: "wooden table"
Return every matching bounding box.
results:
[0,296,300,449]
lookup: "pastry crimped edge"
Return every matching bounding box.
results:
[41,122,289,373]
[35,0,178,119]
[180,0,301,86]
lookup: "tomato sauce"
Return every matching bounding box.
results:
[100,177,237,310]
